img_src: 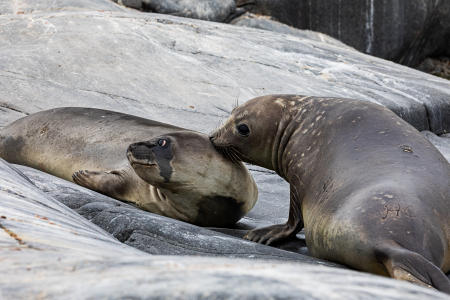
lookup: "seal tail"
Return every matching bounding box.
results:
[376,246,450,294]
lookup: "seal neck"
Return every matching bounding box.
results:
[271,106,298,179]
[281,100,326,191]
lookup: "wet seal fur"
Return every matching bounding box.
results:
[210,95,450,293]
[0,107,257,227]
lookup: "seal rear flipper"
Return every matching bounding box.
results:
[72,169,130,199]
[376,246,450,294]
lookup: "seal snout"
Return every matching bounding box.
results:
[127,141,157,165]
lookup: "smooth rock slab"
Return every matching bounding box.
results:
[0,6,449,135]
[1,159,449,299]
[17,164,315,262]
[0,0,126,14]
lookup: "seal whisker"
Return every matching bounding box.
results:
[228,148,242,164]
[215,145,240,165]
[226,147,240,164]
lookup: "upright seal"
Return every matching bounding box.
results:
[210,95,450,293]
[0,107,258,227]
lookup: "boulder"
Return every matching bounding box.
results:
[239,0,450,67]
[2,159,449,299]
[114,0,236,22]
[231,12,352,49]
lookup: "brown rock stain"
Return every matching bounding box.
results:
[0,222,25,245]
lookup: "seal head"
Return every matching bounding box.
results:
[210,95,294,175]
[127,131,258,227]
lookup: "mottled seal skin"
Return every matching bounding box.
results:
[210,95,450,293]
[0,107,258,227]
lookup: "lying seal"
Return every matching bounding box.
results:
[0,107,257,227]
[210,95,450,292]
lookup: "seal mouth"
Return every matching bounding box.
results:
[126,148,157,167]
[130,161,157,168]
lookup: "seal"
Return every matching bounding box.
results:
[0,107,258,227]
[210,95,450,293]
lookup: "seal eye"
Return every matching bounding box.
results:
[158,139,168,147]
[237,124,250,137]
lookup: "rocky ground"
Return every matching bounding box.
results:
[114,0,450,75]
[0,0,449,299]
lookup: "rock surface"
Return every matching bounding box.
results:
[114,0,236,22]
[240,0,450,67]
[0,1,450,297]
[0,0,126,14]
[231,12,351,49]
[421,131,450,163]
[2,160,450,299]
[0,4,449,135]
[17,164,317,261]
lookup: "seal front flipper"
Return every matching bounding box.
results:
[244,186,304,245]
[72,169,130,199]
[376,246,450,294]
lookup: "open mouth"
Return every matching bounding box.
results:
[127,150,157,167]
[130,161,157,167]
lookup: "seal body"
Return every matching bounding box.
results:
[0,107,257,227]
[210,95,450,292]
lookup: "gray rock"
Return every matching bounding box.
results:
[0,0,448,258]
[114,0,236,22]
[231,12,352,49]
[0,2,450,296]
[422,131,450,162]
[0,0,126,14]
[0,6,449,136]
[16,164,321,263]
[1,159,449,299]
[240,0,450,66]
